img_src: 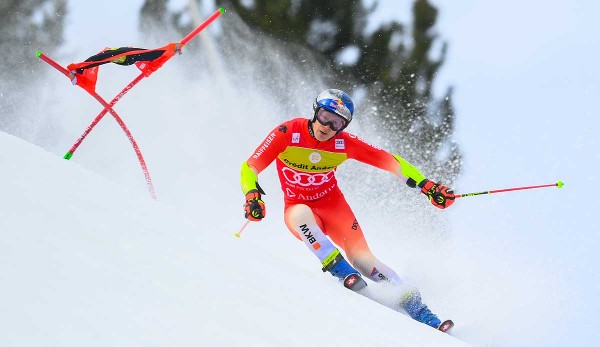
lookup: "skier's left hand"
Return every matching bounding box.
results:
[419,179,455,209]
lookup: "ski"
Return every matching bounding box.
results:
[343,273,367,291]
[438,319,454,333]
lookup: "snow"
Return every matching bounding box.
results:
[0,131,470,346]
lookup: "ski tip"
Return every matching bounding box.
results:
[556,180,564,188]
[219,8,226,14]
[35,51,42,57]
[63,152,73,160]
[234,232,241,238]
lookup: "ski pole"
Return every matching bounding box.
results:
[455,180,564,199]
[234,220,251,238]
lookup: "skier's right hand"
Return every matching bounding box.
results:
[244,190,266,221]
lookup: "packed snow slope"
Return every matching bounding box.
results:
[0,132,470,347]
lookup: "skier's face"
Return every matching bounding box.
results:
[313,108,346,141]
[315,108,347,131]
[312,118,338,141]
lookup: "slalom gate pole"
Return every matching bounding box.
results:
[87,90,157,199]
[180,8,225,46]
[38,51,156,199]
[64,7,225,160]
[36,8,225,200]
[234,220,251,238]
[455,180,564,199]
[64,74,146,160]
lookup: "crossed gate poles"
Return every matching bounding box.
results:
[37,8,225,200]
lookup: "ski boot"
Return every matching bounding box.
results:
[321,249,367,291]
[400,290,453,332]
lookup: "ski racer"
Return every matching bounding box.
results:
[240,89,455,332]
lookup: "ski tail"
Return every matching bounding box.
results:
[342,273,367,291]
[438,319,454,333]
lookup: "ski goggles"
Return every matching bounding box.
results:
[315,108,348,132]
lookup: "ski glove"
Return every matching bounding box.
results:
[244,190,266,221]
[419,179,455,209]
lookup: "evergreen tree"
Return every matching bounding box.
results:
[140,0,169,33]
[138,0,462,181]
[139,0,192,44]
[366,0,462,180]
[0,0,67,131]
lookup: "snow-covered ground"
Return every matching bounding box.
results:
[0,131,471,347]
